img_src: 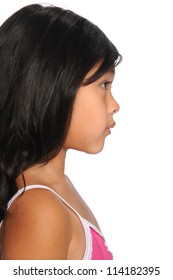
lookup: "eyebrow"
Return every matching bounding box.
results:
[103,67,115,77]
[108,67,115,74]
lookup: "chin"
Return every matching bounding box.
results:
[87,147,104,155]
[66,139,106,155]
[80,142,105,155]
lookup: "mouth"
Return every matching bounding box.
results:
[106,122,116,134]
[109,122,116,129]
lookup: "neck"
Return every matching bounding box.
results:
[16,149,67,189]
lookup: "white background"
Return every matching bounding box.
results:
[0,0,172,278]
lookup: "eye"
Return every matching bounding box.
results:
[100,82,111,90]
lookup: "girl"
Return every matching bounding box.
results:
[0,4,122,260]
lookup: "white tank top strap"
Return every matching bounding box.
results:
[8,184,80,218]
[7,184,92,259]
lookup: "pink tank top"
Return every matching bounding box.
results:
[6,185,113,260]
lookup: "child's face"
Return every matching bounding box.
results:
[64,63,120,154]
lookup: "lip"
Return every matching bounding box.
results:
[106,122,116,134]
[108,122,116,129]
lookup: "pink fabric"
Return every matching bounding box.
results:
[90,227,113,260]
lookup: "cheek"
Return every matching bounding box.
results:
[74,98,106,131]
[64,90,108,151]
[73,105,107,145]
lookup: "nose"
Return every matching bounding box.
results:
[110,95,120,115]
[113,99,120,114]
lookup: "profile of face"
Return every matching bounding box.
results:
[64,63,120,154]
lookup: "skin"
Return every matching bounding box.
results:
[64,65,119,154]
[0,63,119,260]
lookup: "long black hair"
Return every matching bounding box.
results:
[0,4,122,221]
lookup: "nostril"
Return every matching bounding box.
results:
[113,103,120,114]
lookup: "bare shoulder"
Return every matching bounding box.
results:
[1,188,72,259]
